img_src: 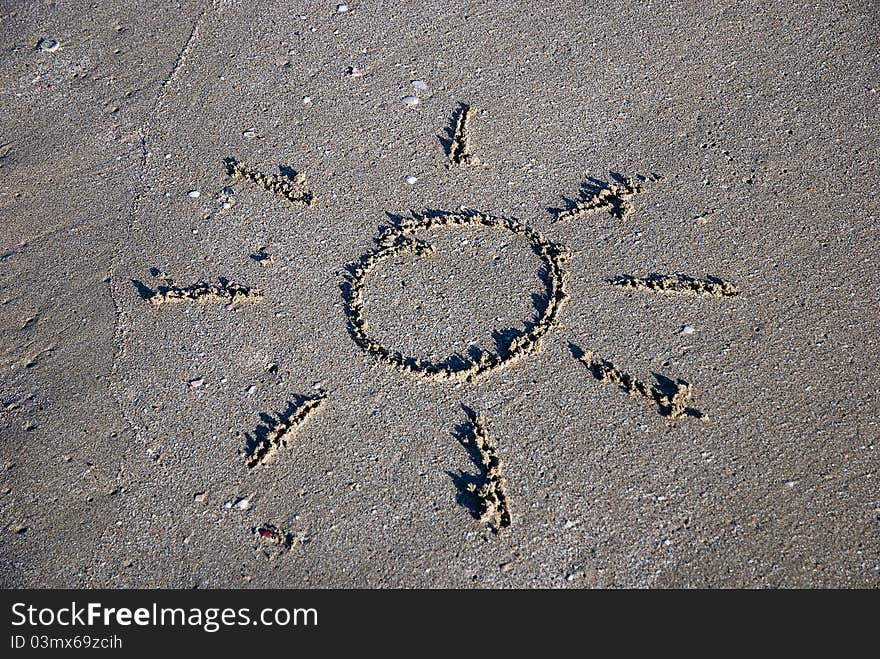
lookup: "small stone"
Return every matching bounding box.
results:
[11,521,27,534]
[681,324,696,335]
[402,95,419,106]
[302,95,312,104]
[246,385,257,395]
[235,498,250,510]
[345,65,363,78]
[187,190,200,198]
[499,562,514,573]
[336,3,348,12]
[411,80,428,90]
[404,175,417,185]
[188,377,204,388]
[242,129,258,139]
[37,38,60,52]
[193,492,208,503]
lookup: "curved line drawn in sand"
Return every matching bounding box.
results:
[343,210,570,382]
[569,344,703,420]
[447,406,511,533]
[224,157,315,207]
[244,390,327,468]
[609,273,739,297]
[133,270,263,307]
[552,172,664,223]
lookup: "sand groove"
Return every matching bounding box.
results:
[343,210,570,382]
[447,103,479,167]
[245,391,327,468]
[553,173,663,223]
[572,346,702,420]
[135,274,263,307]
[224,157,315,206]
[452,407,511,533]
[609,273,739,297]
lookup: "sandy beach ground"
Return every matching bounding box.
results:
[1,0,878,587]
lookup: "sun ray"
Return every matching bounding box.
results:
[570,344,703,420]
[450,406,511,533]
[608,273,739,297]
[552,172,664,223]
[224,156,315,206]
[134,272,263,307]
[446,103,480,167]
[244,390,328,468]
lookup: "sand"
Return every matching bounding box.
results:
[1,0,878,588]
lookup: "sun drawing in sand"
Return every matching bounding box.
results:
[136,107,739,536]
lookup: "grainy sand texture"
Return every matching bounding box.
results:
[1,0,878,588]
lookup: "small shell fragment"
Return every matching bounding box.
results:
[38,38,60,52]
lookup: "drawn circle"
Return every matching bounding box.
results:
[344,212,570,381]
